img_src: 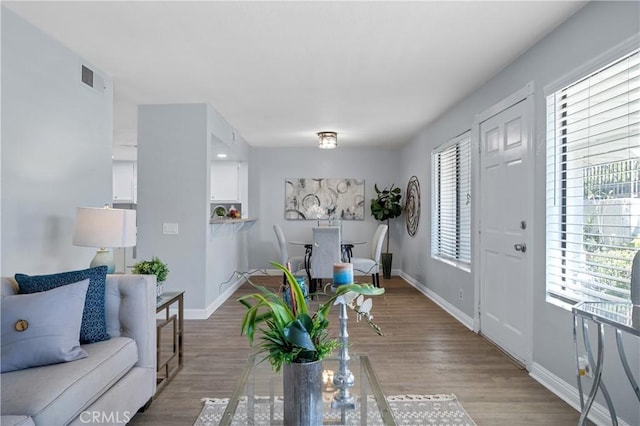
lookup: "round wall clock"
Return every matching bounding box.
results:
[405,176,420,237]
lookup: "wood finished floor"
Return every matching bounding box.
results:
[129,275,583,425]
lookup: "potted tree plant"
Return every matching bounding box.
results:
[132,256,169,298]
[239,262,384,425]
[370,184,403,279]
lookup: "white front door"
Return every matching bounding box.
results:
[477,86,533,365]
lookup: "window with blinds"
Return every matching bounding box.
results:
[431,133,472,268]
[546,49,639,304]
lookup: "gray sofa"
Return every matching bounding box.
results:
[1,274,157,425]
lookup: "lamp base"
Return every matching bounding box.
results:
[90,249,115,274]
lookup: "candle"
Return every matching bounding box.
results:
[333,263,353,286]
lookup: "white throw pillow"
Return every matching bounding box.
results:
[1,279,89,373]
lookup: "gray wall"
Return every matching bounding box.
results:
[247,147,402,272]
[1,7,113,275]
[399,2,639,424]
[138,103,251,316]
[137,104,209,313]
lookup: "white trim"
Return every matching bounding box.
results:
[544,34,640,96]
[474,81,534,124]
[529,362,632,426]
[183,275,246,319]
[400,271,474,330]
[471,119,481,334]
[473,82,535,369]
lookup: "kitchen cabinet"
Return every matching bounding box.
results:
[113,161,137,202]
[211,161,239,201]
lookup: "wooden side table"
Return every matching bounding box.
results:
[155,291,184,396]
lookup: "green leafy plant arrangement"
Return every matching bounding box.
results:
[239,261,384,372]
[370,184,403,253]
[132,256,169,283]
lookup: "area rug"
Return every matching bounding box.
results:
[194,394,476,426]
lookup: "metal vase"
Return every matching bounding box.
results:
[283,360,323,426]
[381,253,393,279]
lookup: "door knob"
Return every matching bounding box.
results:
[514,243,527,253]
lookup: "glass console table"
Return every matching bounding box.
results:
[572,301,640,425]
[220,354,396,425]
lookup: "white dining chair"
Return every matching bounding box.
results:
[351,224,388,288]
[273,225,305,284]
[310,226,342,293]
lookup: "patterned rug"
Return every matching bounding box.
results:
[194,394,476,426]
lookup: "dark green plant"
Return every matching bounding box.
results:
[370,184,403,253]
[239,262,384,372]
[132,256,169,283]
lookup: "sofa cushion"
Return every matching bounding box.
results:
[1,337,138,425]
[1,279,89,373]
[15,265,110,343]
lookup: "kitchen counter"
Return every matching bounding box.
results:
[210,217,257,234]
[209,217,256,224]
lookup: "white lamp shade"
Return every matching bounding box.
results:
[73,207,136,248]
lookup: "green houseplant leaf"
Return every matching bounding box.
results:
[239,261,385,371]
[370,184,403,253]
[132,256,169,283]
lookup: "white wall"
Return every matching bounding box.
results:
[247,147,403,273]
[399,2,639,424]
[1,7,113,275]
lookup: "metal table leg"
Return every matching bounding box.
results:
[615,329,640,401]
[579,320,617,426]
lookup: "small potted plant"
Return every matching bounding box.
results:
[370,184,403,279]
[132,256,169,298]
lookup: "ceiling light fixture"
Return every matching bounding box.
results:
[317,131,338,149]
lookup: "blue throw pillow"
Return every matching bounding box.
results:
[15,265,110,344]
[1,279,90,372]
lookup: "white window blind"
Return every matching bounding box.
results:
[546,49,640,304]
[431,133,472,266]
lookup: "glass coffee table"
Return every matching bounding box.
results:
[219,354,397,425]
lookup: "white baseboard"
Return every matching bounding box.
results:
[399,271,474,330]
[529,362,631,426]
[183,275,246,320]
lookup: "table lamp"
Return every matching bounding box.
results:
[72,205,136,273]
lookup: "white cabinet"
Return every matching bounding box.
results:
[113,161,137,202]
[211,161,239,201]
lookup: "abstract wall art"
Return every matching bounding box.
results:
[285,178,365,220]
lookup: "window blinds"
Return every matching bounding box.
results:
[546,49,640,303]
[432,134,472,266]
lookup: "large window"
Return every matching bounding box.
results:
[546,49,639,304]
[431,133,472,268]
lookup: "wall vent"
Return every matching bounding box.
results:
[81,65,94,87]
[81,64,105,92]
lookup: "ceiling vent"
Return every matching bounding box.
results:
[81,64,105,92]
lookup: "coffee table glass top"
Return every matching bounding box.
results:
[220,354,396,425]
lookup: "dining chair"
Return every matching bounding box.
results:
[310,226,342,293]
[351,224,388,288]
[273,225,305,284]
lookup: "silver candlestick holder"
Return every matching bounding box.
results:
[331,301,356,409]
